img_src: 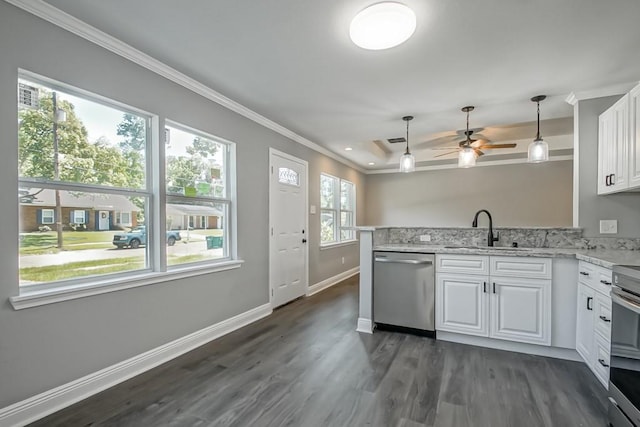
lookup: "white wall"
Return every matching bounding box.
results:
[0,3,363,409]
[364,160,573,227]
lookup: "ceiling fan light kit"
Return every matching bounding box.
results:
[350,2,416,50]
[458,146,476,168]
[399,115,416,173]
[528,95,549,163]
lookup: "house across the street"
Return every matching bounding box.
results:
[19,189,223,232]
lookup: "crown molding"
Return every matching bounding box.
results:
[4,0,365,173]
[367,154,573,174]
[565,81,639,106]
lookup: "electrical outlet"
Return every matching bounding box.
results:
[310,205,316,214]
[341,257,345,264]
[419,235,431,242]
[599,220,618,234]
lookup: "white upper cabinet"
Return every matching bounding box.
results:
[629,85,640,188]
[598,82,640,195]
[598,94,629,194]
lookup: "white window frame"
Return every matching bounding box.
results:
[164,120,236,267]
[320,173,357,247]
[13,70,241,307]
[116,211,132,226]
[72,210,86,224]
[41,209,54,224]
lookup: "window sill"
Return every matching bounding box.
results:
[320,240,359,250]
[10,260,244,310]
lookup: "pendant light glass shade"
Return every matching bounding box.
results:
[399,151,415,172]
[458,146,476,168]
[528,95,549,163]
[527,138,549,163]
[398,115,415,172]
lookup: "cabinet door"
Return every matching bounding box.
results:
[629,84,640,189]
[612,95,630,189]
[576,283,596,364]
[598,110,613,195]
[598,95,630,194]
[436,273,489,337]
[489,277,551,346]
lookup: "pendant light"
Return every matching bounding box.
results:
[399,115,415,173]
[528,95,549,163]
[458,106,477,168]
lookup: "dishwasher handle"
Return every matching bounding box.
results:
[374,257,433,265]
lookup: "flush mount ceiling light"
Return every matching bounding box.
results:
[528,95,549,163]
[399,115,415,173]
[350,2,417,50]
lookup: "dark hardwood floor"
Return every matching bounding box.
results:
[31,275,609,426]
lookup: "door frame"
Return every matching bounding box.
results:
[268,148,309,308]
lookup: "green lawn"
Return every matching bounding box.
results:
[20,257,144,282]
[19,229,225,254]
[19,231,117,255]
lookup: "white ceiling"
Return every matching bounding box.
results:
[42,0,640,169]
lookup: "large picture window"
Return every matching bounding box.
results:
[165,123,231,266]
[320,173,356,245]
[17,72,237,291]
[18,74,150,287]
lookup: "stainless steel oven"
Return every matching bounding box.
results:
[609,265,640,426]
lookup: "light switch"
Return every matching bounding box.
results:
[310,205,316,214]
[599,220,618,234]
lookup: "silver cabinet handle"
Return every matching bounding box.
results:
[374,258,433,265]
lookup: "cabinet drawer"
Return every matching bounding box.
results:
[578,261,613,296]
[594,292,612,341]
[594,267,613,296]
[436,255,489,275]
[578,261,597,287]
[490,256,551,279]
[592,332,611,389]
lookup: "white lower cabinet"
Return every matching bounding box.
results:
[436,273,488,336]
[436,255,552,346]
[576,282,596,362]
[490,277,551,345]
[575,260,612,389]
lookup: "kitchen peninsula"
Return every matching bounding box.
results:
[357,226,640,381]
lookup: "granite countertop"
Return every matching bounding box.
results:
[373,244,640,269]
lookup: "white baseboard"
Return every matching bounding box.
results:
[0,303,272,427]
[437,331,582,362]
[356,317,374,334]
[307,266,359,297]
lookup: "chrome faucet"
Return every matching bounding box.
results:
[472,209,499,247]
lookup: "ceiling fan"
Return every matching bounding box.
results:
[430,106,517,159]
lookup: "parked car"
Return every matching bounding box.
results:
[113,226,181,249]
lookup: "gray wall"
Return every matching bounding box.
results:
[364,161,573,227]
[576,96,640,237]
[0,3,363,408]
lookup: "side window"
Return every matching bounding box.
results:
[164,123,232,266]
[320,174,356,245]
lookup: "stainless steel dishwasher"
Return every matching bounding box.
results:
[373,251,435,335]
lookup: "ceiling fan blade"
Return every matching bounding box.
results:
[474,149,485,157]
[478,143,517,149]
[434,150,459,158]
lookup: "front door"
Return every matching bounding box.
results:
[269,149,308,308]
[98,211,110,230]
